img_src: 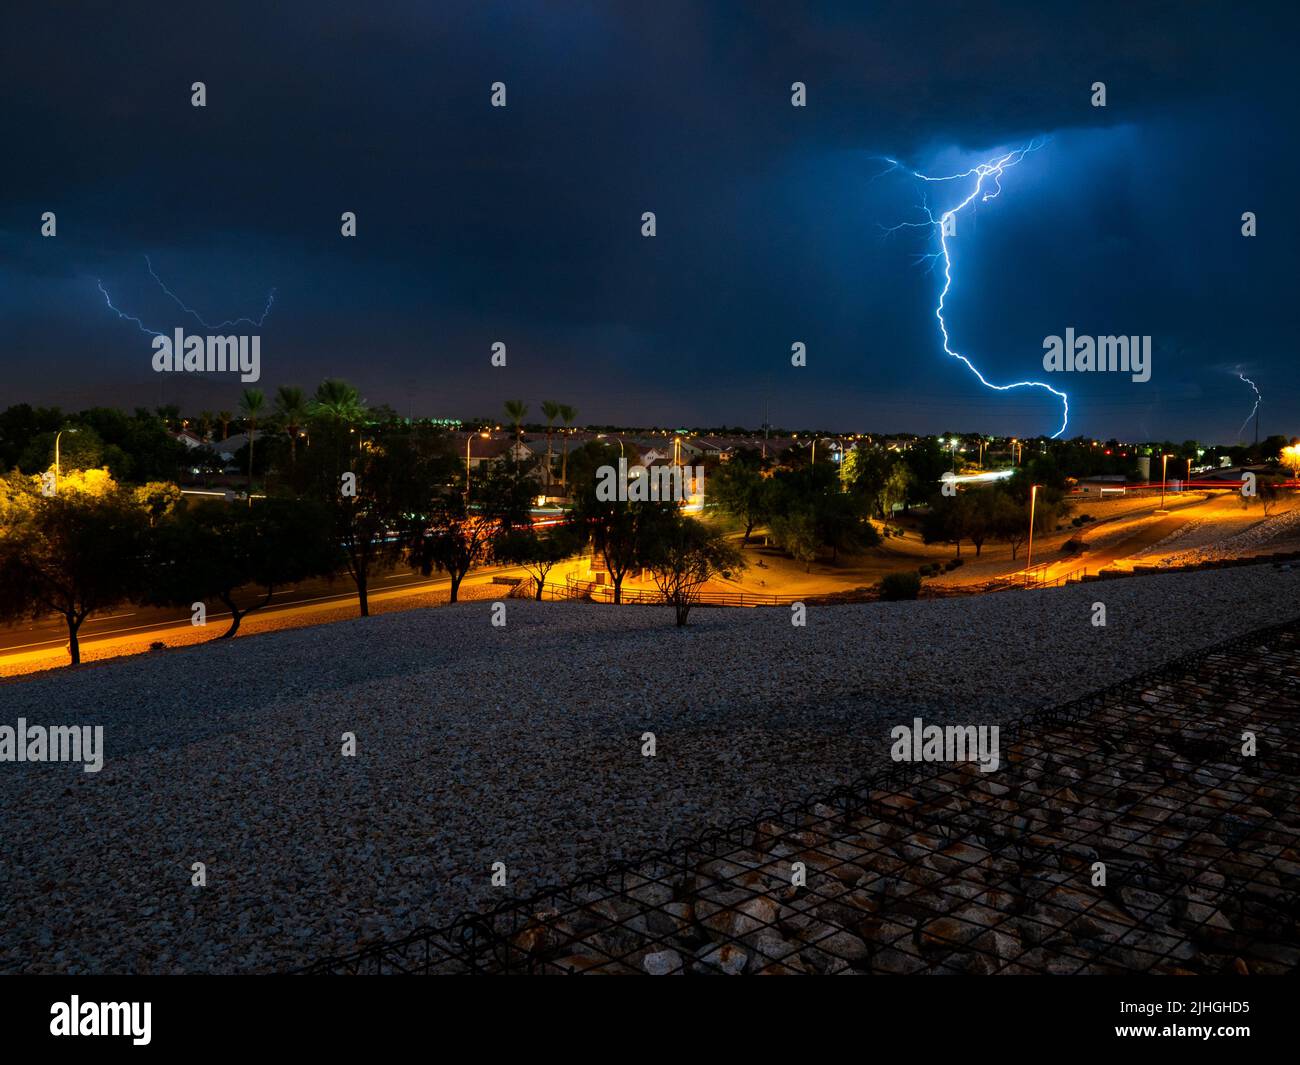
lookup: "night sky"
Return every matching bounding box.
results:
[2,1,1296,441]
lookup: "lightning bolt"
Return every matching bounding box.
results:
[97,255,276,336]
[1236,370,1261,440]
[880,140,1070,438]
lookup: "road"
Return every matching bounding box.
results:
[0,564,525,656]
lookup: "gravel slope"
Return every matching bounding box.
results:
[1,564,1298,973]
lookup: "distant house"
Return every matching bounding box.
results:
[215,430,262,460]
[689,437,730,459]
[461,433,536,473]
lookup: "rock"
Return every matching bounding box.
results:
[642,949,684,976]
[697,944,747,975]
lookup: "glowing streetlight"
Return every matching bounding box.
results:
[1025,483,1041,584]
[465,429,491,498]
[53,428,78,495]
[1158,453,1172,512]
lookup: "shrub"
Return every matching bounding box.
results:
[880,570,922,601]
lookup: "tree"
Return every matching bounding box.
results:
[1243,478,1281,517]
[877,461,913,530]
[0,403,65,470]
[303,425,441,616]
[565,440,636,496]
[0,474,149,665]
[991,487,1057,561]
[494,524,581,599]
[133,481,184,527]
[644,514,745,626]
[811,490,877,562]
[239,388,265,499]
[274,386,309,468]
[558,404,577,490]
[541,400,560,487]
[769,510,819,571]
[710,459,769,543]
[411,493,494,603]
[217,410,233,441]
[309,378,368,427]
[921,494,963,556]
[902,438,952,506]
[962,488,995,557]
[503,400,528,469]
[568,468,671,604]
[1279,443,1300,481]
[149,499,338,638]
[407,454,531,603]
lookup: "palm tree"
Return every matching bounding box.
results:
[217,410,233,441]
[559,404,577,490]
[198,410,215,441]
[541,400,560,487]
[239,388,265,501]
[309,378,367,425]
[504,400,528,469]
[274,385,308,467]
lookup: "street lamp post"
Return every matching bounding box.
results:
[465,430,490,499]
[53,428,77,495]
[1159,453,1171,511]
[1025,483,1041,586]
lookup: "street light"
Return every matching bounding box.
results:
[1025,483,1041,585]
[465,429,491,498]
[53,428,78,495]
[1158,453,1172,512]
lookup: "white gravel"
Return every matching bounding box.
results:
[1,563,1298,973]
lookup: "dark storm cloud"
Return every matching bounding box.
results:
[1,1,1295,439]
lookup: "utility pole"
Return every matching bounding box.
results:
[761,376,770,461]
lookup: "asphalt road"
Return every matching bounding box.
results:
[0,565,517,655]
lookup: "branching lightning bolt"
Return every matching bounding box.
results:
[879,139,1070,438]
[1236,370,1261,440]
[97,255,276,337]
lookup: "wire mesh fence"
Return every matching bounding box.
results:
[302,616,1300,975]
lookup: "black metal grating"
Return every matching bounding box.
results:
[302,617,1300,975]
